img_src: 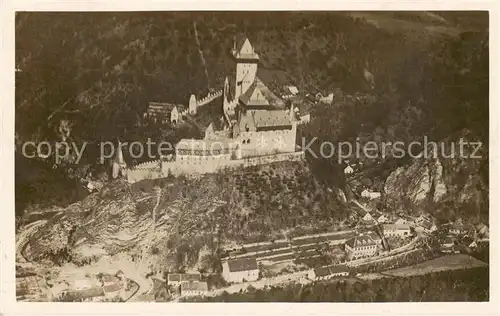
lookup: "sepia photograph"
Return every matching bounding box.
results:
[10,9,491,305]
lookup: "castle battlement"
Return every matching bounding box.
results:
[131,159,161,170]
[126,36,302,184]
[197,89,223,107]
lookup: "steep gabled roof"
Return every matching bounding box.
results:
[253,110,292,129]
[226,257,258,272]
[345,234,378,248]
[239,77,286,109]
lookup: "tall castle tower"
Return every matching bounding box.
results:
[232,38,259,100]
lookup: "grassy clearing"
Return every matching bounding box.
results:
[384,254,487,277]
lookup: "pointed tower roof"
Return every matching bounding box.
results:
[232,37,259,60]
[205,122,214,134]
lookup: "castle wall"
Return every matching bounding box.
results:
[239,151,304,168]
[127,151,304,183]
[196,89,223,108]
[161,156,241,178]
[205,130,232,141]
[237,124,297,157]
[126,160,162,183]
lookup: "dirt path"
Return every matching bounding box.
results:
[16,220,48,263]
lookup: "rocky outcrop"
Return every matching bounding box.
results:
[21,175,229,271]
[383,132,488,221]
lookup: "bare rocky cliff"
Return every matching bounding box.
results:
[19,161,342,272]
[383,132,488,223]
[21,175,229,272]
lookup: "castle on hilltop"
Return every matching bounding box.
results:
[127,37,302,183]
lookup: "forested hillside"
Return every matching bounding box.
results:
[15,12,489,220]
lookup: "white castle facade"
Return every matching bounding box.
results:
[127,38,302,183]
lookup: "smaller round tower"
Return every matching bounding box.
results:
[188,94,197,115]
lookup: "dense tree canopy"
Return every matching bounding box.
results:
[15,12,488,218]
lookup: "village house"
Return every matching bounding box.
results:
[415,214,433,226]
[298,113,311,125]
[144,102,187,125]
[98,274,123,299]
[413,214,437,233]
[357,209,374,222]
[344,233,382,260]
[307,264,350,281]
[440,236,458,253]
[222,257,260,283]
[476,223,489,240]
[372,210,389,223]
[383,223,411,238]
[115,270,127,289]
[449,224,475,236]
[167,273,201,287]
[99,274,119,288]
[344,165,354,175]
[180,281,209,297]
[360,189,381,200]
[285,85,299,95]
[394,217,408,225]
[103,282,122,299]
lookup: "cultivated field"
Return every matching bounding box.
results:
[383,254,487,277]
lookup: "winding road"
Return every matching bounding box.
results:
[16,220,48,264]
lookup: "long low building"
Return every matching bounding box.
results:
[222,257,259,283]
[307,264,349,281]
[167,273,201,286]
[383,224,411,238]
[180,281,208,297]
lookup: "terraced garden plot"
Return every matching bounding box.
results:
[294,255,332,268]
[231,247,293,260]
[294,248,320,258]
[265,253,296,263]
[236,243,328,261]
[292,243,325,253]
[291,232,355,246]
[243,241,289,253]
[254,247,294,259]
